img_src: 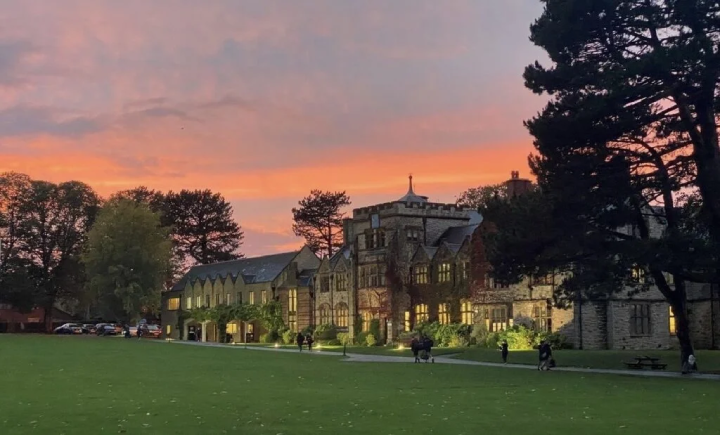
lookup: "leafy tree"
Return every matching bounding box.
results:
[0,172,32,270]
[257,300,284,332]
[521,0,720,366]
[209,304,236,343]
[111,186,167,217]
[292,190,351,257]
[231,303,261,343]
[456,183,507,210]
[165,189,244,265]
[524,0,720,254]
[82,199,172,323]
[17,180,100,330]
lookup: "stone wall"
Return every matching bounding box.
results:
[606,300,673,350]
[575,301,608,350]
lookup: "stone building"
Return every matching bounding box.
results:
[161,246,320,342]
[163,172,720,350]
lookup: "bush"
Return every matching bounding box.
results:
[260,330,279,343]
[356,331,368,346]
[337,332,352,346]
[314,324,337,341]
[435,323,472,347]
[301,325,314,336]
[365,333,377,347]
[281,329,295,345]
[369,319,381,342]
[326,339,341,346]
[541,331,572,349]
[478,326,570,350]
[470,322,489,346]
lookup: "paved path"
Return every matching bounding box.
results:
[163,340,720,381]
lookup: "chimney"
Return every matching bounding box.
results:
[505,170,533,197]
[342,218,353,247]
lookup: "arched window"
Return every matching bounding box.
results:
[335,303,349,328]
[361,311,373,332]
[319,304,331,325]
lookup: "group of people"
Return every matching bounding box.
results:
[410,335,435,363]
[296,332,315,351]
[500,339,555,370]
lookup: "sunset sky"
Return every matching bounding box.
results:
[0,0,548,256]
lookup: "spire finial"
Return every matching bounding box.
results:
[408,174,414,193]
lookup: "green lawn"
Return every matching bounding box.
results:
[1,336,718,435]
[256,343,720,372]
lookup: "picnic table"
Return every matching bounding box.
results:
[624,356,667,370]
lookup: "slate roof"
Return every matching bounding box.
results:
[437,224,479,245]
[171,251,299,291]
[298,269,318,287]
[329,246,351,269]
[421,246,438,259]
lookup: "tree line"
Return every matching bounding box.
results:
[0,174,244,327]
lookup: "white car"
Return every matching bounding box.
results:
[54,323,83,334]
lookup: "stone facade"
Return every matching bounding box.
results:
[161,246,320,342]
[162,172,720,351]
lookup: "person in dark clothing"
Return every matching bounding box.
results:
[296,332,305,352]
[538,341,552,370]
[410,336,420,363]
[306,334,314,351]
[422,336,435,363]
[500,340,509,364]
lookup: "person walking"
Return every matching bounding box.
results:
[411,336,420,363]
[422,335,435,363]
[538,340,552,371]
[500,340,509,364]
[306,333,314,351]
[296,332,305,352]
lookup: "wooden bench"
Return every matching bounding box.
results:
[624,356,667,371]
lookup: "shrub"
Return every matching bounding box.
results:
[301,325,314,336]
[435,323,472,347]
[337,332,352,346]
[369,319,381,342]
[281,329,295,345]
[395,331,416,346]
[356,331,368,346]
[470,322,489,346]
[260,330,279,343]
[326,339,341,346]
[365,333,377,347]
[414,321,440,343]
[481,326,570,350]
[541,331,572,349]
[314,324,337,341]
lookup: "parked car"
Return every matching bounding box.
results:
[82,324,96,334]
[145,324,162,338]
[54,323,83,334]
[95,324,117,336]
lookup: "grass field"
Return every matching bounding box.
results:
[1,336,718,435]
[257,343,720,372]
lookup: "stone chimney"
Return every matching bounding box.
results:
[505,171,533,197]
[342,218,353,248]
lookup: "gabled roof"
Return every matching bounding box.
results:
[329,246,351,269]
[298,269,317,287]
[437,224,479,245]
[171,251,300,291]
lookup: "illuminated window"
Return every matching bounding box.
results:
[261,290,267,304]
[226,323,238,334]
[335,274,347,291]
[186,297,192,310]
[490,307,507,332]
[437,263,451,283]
[632,267,646,284]
[669,306,676,335]
[414,266,429,284]
[630,304,650,335]
[288,289,297,331]
[461,301,474,325]
[361,311,372,332]
[249,291,255,305]
[319,304,331,325]
[165,325,171,335]
[404,311,411,331]
[438,303,450,325]
[415,304,429,323]
[226,293,231,304]
[167,298,180,311]
[335,303,349,328]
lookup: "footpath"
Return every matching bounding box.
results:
[163,340,720,381]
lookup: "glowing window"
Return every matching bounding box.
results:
[415,304,429,323]
[167,298,180,311]
[438,303,450,325]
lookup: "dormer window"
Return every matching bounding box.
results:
[414,265,429,284]
[437,263,452,283]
